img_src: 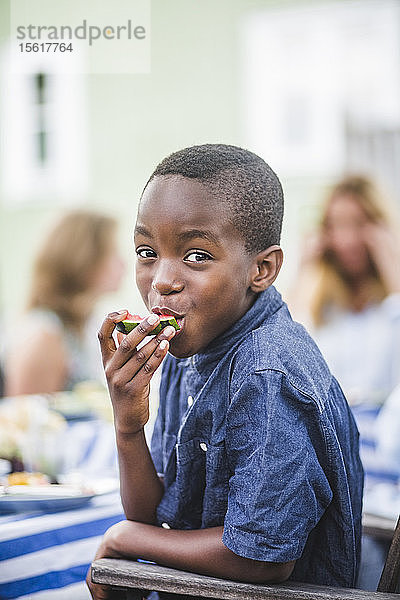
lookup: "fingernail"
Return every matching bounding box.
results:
[148,314,158,325]
[159,340,168,350]
[161,326,175,338]
[118,309,127,315]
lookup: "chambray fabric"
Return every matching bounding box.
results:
[151,286,363,587]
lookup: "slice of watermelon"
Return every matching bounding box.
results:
[116,314,180,336]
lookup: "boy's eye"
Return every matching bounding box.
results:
[136,247,157,259]
[185,251,212,263]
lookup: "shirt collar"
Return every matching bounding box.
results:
[191,286,284,375]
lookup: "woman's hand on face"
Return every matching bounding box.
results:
[299,231,328,265]
[98,311,176,435]
[363,223,400,293]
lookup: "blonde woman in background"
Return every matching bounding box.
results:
[5,210,125,395]
[290,175,400,406]
[289,176,400,590]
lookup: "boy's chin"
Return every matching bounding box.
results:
[168,337,200,359]
[167,346,194,359]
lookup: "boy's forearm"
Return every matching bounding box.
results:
[99,520,295,584]
[116,428,164,523]
[97,311,175,524]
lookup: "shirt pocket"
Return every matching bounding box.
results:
[174,437,208,527]
[174,438,229,528]
[203,442,229,527]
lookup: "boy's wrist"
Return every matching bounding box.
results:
[115,425,146,440]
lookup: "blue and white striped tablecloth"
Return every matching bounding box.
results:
[351,403,400,487]
[0,493,124,599]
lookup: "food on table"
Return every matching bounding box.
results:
[116,313,180,335]
[6,471,50,486]
[3,471,96,496]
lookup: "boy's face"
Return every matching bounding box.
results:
[134,175,257,358]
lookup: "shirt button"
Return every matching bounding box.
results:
[161,522,171,529]
[200,442,208,452]
[187,395,194,407]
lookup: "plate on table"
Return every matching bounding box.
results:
[0,479,119,514]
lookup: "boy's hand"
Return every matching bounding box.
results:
[86,528,122,600]
[98,311,176,435]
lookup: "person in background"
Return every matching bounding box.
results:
[290,175,400,406]
[4,210,125,395]
[289,175,400,590]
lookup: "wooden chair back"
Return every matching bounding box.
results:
[91,514,400,598]
[378,515,400,593]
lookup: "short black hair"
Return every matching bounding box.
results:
[146,143,284,254]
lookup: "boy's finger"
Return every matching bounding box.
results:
[111,321,175,373]
[113,326,175,382]
[98,310,128,365]
[110,314,161,369]
[129,338,170,387]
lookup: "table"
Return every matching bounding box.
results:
[1,505,396,600]
[0,492,124,600]
[351,404,400,487]
[1,404,399,600]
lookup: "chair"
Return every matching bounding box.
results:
[378,515,400,594]
[91,514,400,599]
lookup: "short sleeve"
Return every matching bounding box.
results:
[222,371,333,563]
[23,309,64,338]
[381,293,400,319]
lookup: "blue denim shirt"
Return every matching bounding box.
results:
[151,286,363,587]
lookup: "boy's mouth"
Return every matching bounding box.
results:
[151,307,185,337]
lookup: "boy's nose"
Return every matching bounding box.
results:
[151,264,184,295]
[151,279,184,295]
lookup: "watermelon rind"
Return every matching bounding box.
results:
[116,315,180,336]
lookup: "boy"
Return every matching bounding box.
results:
[88,145,363,599]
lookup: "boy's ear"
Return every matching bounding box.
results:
[250,245,283,293]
